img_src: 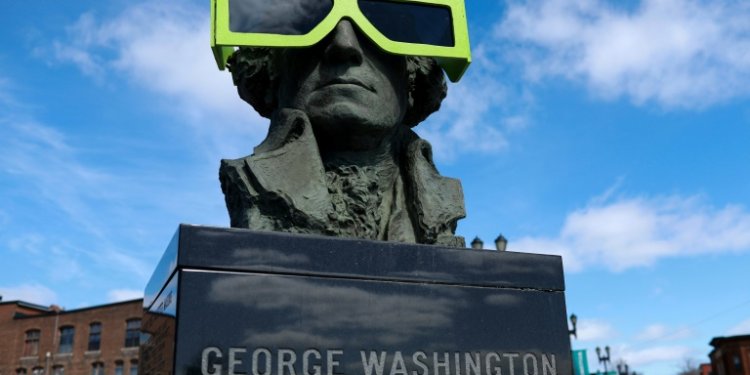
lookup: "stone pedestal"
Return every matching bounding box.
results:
[140,225,572,375]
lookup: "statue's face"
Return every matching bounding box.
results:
[275,20,408,150]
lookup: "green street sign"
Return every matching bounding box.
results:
[572,349,590,375]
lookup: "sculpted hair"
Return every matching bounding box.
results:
[227,47,447,127]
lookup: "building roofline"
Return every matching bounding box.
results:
[0,300,51,312]
[709,334,750,347]
[13,299,143,319]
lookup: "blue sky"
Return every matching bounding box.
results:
[1,1,749,374]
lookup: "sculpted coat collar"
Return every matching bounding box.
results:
[219,109,466,247]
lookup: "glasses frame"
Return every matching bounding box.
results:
[211,0,471,82]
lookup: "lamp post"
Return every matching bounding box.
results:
[470,235,508,251]
[567,314,578,375]
[45,351,51,375]
[470,237,484,249]
[494,234,508,251]
[568,314,578,339]
[616,361,627,375]
[616,360,635,375]
[596,346,612,374]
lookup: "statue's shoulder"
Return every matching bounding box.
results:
[218,128,330,230]
[402,131,466,248]
[219,157,251,194]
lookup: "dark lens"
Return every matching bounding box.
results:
[358,0,454,47]
[229,0,334,35]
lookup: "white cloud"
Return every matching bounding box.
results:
[418,68,509,161]
[496,0,750,109]
[511,192,750,272]
[51,1,265,157]
[0,284,57,305]
[619,345,695,367]
[56,4,234,114]
[50,1,534,162]
[635,323,694,341]
[636,324,669,341]
[107,289,143,302]
[418,43,533,162]
[727,318,750,336]
[577,318,616,341]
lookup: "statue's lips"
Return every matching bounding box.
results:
[318,77,375,92]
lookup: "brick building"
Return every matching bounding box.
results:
[709,334,750,375]
[0,298,142,375]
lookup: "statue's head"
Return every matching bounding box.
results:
[228,21,447,148]
[216,2,470,243]
[212,0,471,149]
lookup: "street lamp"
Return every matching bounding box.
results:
[494,234,508,251]
[616,361,627,375]
[568,314,578,339]
[471,237,484,249]
[596,346,612,374]
[616,360,635,375]
[567,314,578,375]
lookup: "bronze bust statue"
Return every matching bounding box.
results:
[219,20,466,247]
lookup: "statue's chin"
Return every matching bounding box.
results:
[311,101,397,127]
[308,107,401,152]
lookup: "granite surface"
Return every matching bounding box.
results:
[141,225,572,375]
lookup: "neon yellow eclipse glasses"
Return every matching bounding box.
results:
[211,0,471,82]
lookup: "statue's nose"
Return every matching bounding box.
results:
[324,19,364,65]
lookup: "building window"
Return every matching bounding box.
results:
[733,355,741,371]
[129,361,138,375]
[16,369,27,375]
[124,319,140,347]
[90,363,104,375]
[24,330,40,356]
[58,326,75,353]
[31,368,44,375]
[88,323,101,351]
[114,362,123,375]
[52,366,64,375]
